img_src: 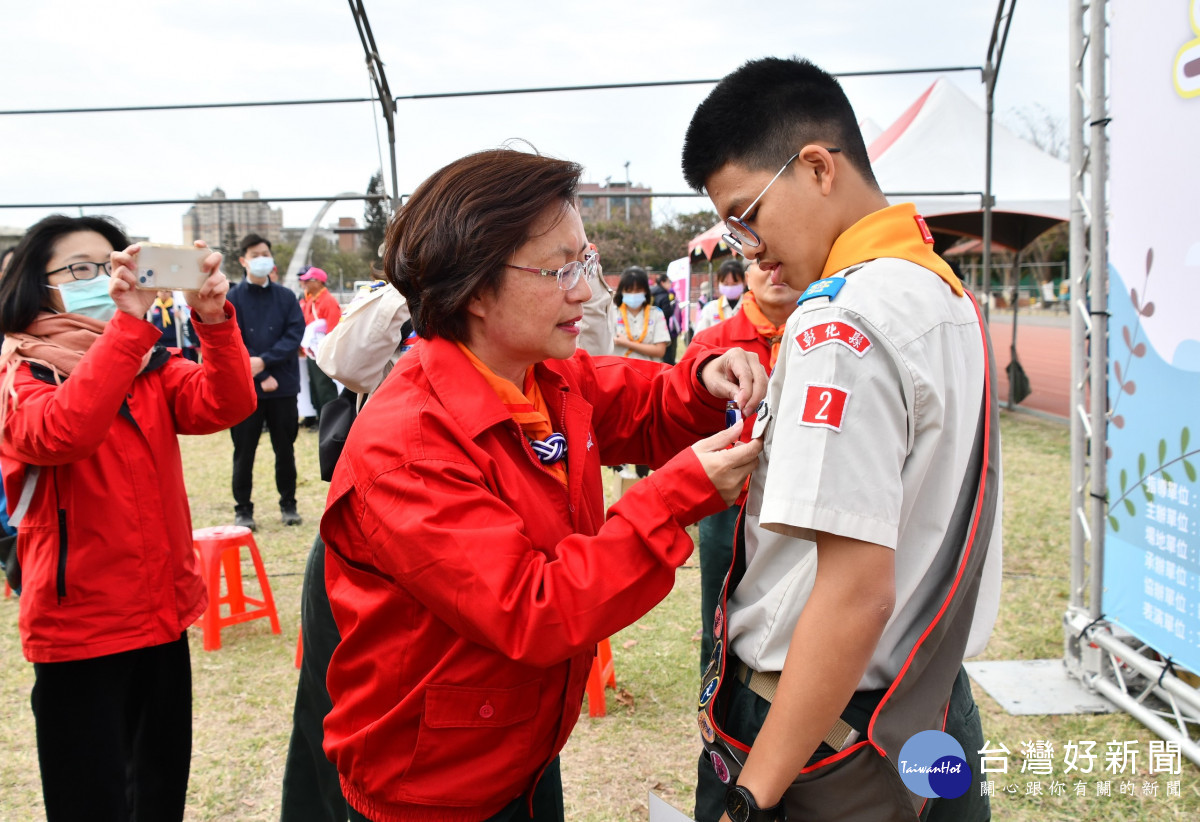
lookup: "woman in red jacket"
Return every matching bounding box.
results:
[320,148,767,822]
[0,215,257,822]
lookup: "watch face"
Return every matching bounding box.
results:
[726,788,750,822]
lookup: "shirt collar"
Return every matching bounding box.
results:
[821,203,962,296]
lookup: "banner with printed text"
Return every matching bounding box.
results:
[1103,0,1200,671]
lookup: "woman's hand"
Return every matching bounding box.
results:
[699,348,768,416]
[183,240,229,324]
[691,420,763,505]
[109,245,157,319]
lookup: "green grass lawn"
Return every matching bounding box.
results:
[1,413,1197,820]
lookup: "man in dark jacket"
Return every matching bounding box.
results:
[650,271,679,365]
[225,233,307,530]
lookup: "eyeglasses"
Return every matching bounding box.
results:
[45,261,112,281]
[722,148,841,255]
[506,250,599,291]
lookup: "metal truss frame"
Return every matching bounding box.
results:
[1063,0,1200,767]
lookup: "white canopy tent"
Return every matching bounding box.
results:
[867,77,1070,251]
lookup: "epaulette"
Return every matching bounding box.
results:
[796,276,846,306]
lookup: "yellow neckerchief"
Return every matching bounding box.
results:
[154,296,174,326]
[820,203,963,296]
[619,302,652,357]
[738,292,787,373]
[456,342,567,487]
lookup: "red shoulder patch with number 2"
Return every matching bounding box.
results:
[800,383,850,431]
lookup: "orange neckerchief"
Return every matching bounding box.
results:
[618,302,651,357]
[456,343,567,487]
[821,203,963,296]
[738,292,787,373]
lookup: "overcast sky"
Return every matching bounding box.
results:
[1,0,1068,244]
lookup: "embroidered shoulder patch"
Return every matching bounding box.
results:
[796,276,846,305]
[795,320,873,357]
[799,383,850,431]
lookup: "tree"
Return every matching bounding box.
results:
[221,221,241,280]
[362,171,391,261]
[671,210,720,242]
[309,236,370,294]
[271,242,296,280]
[583,210,718,273]
[1008,104,1068,162]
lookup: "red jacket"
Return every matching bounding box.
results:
[681,309,773,441]
[1,307,256,663]
[321,337,728,822]
[301,286,341,332]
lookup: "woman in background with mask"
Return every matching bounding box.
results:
[613,265,669,361]
[613,265,672,479]
[0,214,256,822]
[693,258,745,333]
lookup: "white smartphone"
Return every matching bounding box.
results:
[134,243,208,291]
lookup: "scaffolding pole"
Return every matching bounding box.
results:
[1063,0,1200,761]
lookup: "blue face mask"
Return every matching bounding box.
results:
[622,292,647,309]
[51,275,117,322]
[246,256,274,282]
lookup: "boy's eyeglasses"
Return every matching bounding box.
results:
[722,148,841,255]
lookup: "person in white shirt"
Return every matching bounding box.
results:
[694,258,746,333]
[613,266,669,361]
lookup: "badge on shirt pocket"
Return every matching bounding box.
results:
[798,383,851,432]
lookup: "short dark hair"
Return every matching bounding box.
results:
[0,214,129,335]
[717,258,745,282]
[384,148,582,341]
[239,233,272,257]
[682,57,877,191]
[614,267,651,307]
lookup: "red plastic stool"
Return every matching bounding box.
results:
[193,525,281,651]
[585,637,617,717]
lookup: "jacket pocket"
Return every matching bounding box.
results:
[55,508,68,600]
[400,679,541,805]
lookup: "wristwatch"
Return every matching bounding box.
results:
[725,784,786,822]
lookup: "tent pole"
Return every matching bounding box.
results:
[982,61,995,323]
[982,0,1017,321]
[1009,247,1022,407]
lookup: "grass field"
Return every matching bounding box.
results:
[1,412,1197,820]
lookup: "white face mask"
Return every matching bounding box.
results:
[622,292,647,309]
[246,256,274,282]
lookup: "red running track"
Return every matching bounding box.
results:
[987,316,1071,419]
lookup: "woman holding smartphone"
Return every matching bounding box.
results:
[0,214,256,822]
